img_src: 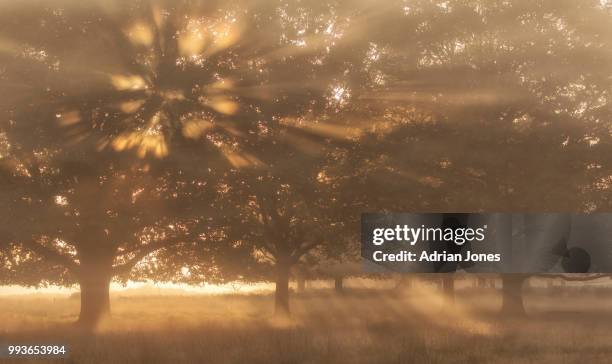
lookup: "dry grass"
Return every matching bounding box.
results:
[2,286,612,363]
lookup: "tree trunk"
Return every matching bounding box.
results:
[501,274,527,316]
[334,277,343,292]
[395,275,414,291]
[275,263,291,316]
[77,272,111,328]
[441,275,454,305]
[75,245,117,329]
[297,276,306,292]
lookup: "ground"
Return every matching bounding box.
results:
[1,284,612,363]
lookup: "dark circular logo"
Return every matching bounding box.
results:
[561,247,591,273]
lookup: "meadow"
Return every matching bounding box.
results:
[2,281,612,363]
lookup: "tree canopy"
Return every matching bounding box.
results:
[1,0,611,326]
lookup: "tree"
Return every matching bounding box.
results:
[213,153,353,316]
[0,0,367,324]
[0,147,220,327]
[500,274,530,316]
[336,0,611,213]
[500,214,612,316]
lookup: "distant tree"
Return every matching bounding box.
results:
[295,237,362,294]
[209,147,355,316]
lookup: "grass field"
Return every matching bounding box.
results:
[2,283,612,363]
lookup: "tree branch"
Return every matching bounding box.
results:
[544,273,610,282]
[112,234,190,275]
[291,239,323,263]
[20,238,80,274]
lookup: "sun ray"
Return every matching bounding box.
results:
[203,97,239,115]
[111,74,149,91]
[124,21,154,47]
[182,119,214,140]
[178,24,209,57]
[118,99,147,114]
[55,110,81,126]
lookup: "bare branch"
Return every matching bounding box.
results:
[544,273,610,282]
